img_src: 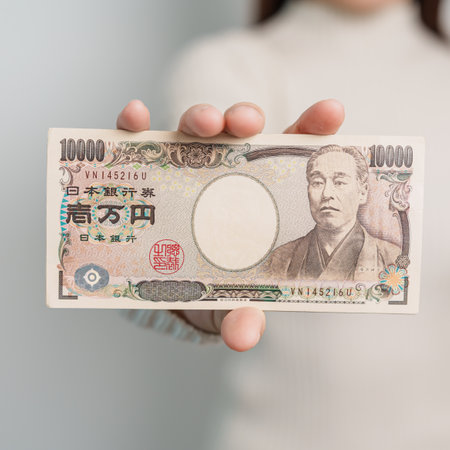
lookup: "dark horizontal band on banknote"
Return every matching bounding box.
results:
[244,146,317,161]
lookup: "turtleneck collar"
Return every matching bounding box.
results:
[273,0,421,39]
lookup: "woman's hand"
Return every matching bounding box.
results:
[117,98,345,352]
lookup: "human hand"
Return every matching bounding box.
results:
[117,98,345,352]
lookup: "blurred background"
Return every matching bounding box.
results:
[0,1,255,449]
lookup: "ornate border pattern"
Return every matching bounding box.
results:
[105,141,252,169]
[57,142,414,307]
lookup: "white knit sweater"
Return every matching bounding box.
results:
[130,1,450,448]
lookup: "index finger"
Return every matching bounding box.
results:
[116,99,151,132]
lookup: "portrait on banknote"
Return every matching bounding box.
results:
[265,144,401,281]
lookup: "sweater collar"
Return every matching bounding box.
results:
[274,0,420,39]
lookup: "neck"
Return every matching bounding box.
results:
[316,220,357,254]
[313,0,412,16]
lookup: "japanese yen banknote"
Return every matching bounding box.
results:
[47,129,424,313]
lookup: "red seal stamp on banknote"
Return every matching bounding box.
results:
[149,239,184,275]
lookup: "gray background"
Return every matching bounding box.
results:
[0,1,254,449]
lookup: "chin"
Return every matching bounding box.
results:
[317,220,342,232]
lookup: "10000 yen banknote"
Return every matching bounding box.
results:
[47,129,424,313]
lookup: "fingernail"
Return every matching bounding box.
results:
[229,104,263,119]
[184,107,208,134]
[196,104,212,112]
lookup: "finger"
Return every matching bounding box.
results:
[179,308,266,352]
[224,102,265,137]
[284,99,345,135]
[117,99,150,131]
[178,104,225,137]
[220,307,266,352]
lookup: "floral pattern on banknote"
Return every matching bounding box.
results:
[365,283,392,303]
[260,157,306,183]
[150,167,204,198]
[377,171,412,212]
[379,264,407,295]
[59,162,84,191]
[106,141,250,169]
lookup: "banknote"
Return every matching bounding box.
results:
[47,129,424,313]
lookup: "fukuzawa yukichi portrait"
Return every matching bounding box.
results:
[265,145,400,282]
